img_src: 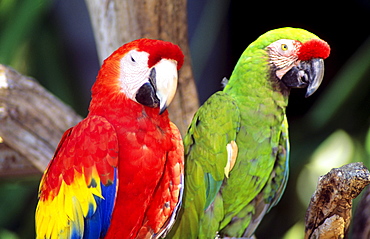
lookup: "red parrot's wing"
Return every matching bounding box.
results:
[136,122,184,238]
[36,115,119,239]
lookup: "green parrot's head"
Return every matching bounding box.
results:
[251,27,331,97]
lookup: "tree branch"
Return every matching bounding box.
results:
[304,162,370,239]
[351,183,370,238]
[0,64,82,174]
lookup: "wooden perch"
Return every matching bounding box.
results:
[0,64,82,175]
[351,185,370,238]
[304,162,370,239]
[85,0,199,135]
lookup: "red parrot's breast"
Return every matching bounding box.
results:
[95,98,183,239]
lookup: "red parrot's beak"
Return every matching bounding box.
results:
[154,59,178,114]
[135,59,178,114]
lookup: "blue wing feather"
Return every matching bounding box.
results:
[35,115,119,239]
[83,168,118,239]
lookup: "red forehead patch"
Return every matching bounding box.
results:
[119,38,184,70]
[298,39,331,61]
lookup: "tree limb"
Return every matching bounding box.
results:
[0,64,82,174]
[304,162,370,239]
[351,184,370,238]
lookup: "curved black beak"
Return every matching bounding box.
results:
[281,58,325,97]
[135,68,160,109]
[135,59,178,115]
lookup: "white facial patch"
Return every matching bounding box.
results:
[119,50,151,101]
[267,39,301,79]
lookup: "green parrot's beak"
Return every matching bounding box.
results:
[304,58,325,97]
[280,58,325,97]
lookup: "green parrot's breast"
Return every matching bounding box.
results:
[219,91,287,226]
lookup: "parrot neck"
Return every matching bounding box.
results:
[223,49,290,108]
[88,92,168,126]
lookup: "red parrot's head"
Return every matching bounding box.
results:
[93,39,184,114]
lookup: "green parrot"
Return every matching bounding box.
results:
[168,27,330,238]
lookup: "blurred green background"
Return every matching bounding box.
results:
[0,0,369,238]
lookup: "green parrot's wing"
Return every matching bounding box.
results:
[221,114,290,237]
[243,114,290,237]
[168,91,241,239]
[266,114,290,211]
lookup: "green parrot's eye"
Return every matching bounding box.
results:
[281,44,288,51]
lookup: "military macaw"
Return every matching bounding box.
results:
[168,27,330,238]
[35,39,185,239]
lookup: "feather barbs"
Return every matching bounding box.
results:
[267,39,301,70]
[107,39,184,70]
[36,116,119,239]
[39,116,118,201]
[130,39,184,70]
[298,39,331,61]
[36,168,103,239]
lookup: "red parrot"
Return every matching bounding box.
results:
[35,39,185,239]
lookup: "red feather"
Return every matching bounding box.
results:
[298,39,331,61]
[87,38,184,238]
[106,38,184,70]
[36,38,184,239]
[38,116,119,202]
[94,98,184,239]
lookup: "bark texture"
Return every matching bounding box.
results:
[352,185,370,239]
[304,162,370,239]
[0,64,82,174]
